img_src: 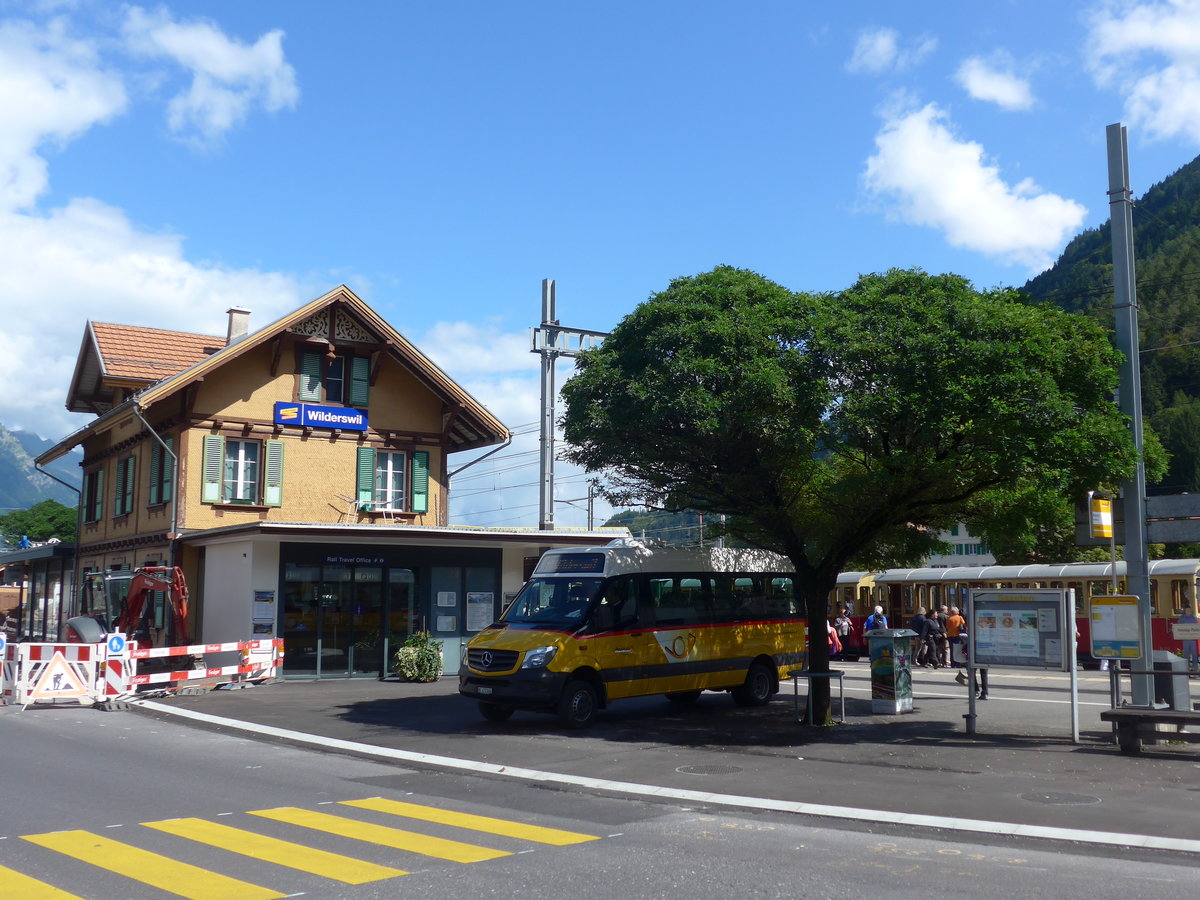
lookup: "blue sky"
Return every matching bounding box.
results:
[5,1,1200,528]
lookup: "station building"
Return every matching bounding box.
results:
[34,286,623,676]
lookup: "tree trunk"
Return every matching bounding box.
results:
[800,581,835,725]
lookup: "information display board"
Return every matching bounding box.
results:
[969,589,1070,671]
[1089,594,1142,660]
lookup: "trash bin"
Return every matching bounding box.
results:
[1152,650,1190,710]
[867,628,918,714]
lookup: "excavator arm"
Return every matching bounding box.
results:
[114,567,190,646]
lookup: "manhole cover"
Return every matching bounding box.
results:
[677,764,743,776]
[1021,792,1101,806]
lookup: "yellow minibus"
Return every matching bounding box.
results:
[458,540,807,727]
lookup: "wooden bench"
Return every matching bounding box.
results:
[1099,707,1200,755]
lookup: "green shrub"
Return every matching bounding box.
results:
[393,631,443,682]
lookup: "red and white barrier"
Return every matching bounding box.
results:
[0,636,281,707]
[2,641,99,707]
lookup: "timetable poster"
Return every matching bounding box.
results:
[969,589,1069,671]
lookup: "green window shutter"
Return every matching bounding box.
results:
[411,451,429,514]
[202,435,224,503]
[356,446,375,505]
[162,436,174,503]
[148,443,161,506]
[94,468,104,520]
[299,351,323,401]
[264,440,284,507]
[348,355,370,407]
[122,457,135,515]
[114,459,125,516]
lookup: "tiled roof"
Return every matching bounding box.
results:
[91,322,225,382]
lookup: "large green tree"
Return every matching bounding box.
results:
[0,499,77,545]
[561,266,1139,723]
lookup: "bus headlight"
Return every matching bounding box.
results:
[521,645,558,669]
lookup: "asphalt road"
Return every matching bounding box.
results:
[2,700,1198,900]
[133,661,1200,848]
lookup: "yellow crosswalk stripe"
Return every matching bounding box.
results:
[0,863,84,900]
[340,797,600,846]
[247,807,511,863]
[143,817,408,884]
[20,831,284,900]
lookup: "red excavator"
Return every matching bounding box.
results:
[67,566,190,654]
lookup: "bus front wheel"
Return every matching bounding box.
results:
[558,679,598,729]
[733,662,774,707]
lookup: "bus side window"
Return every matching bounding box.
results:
[592,576,638,631]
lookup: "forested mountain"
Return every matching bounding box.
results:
[0,423,80,510]
[1022,153,1200,495]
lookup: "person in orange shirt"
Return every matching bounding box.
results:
[946,606,966,673]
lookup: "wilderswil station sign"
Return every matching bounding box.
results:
[273,401,368,432]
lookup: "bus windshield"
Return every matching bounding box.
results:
[504,577,603,626]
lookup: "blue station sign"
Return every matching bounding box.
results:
[274,401,368,432]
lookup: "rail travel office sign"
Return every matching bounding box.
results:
[273,401,367,432]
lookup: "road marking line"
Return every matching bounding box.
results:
[340,797,598,846]
[140,700,1200,856]
[247,807,510,863]
[0,863,83,900]
[143,817,408,884]
[20,830,283,900]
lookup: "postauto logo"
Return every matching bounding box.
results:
[273,402,368,432]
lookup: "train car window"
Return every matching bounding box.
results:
[1171,579,1190,616]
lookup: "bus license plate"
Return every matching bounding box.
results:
[477,686,493,695]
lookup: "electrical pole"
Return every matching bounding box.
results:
[531,281,610,532]
[1107,122,1153,706]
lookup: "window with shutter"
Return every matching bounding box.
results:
[299,350,323,401]
[411,451,429,514]
[201,435,223,503]
[114,456,135,517]
[348,355,370,407]
[264,440,284,506]
[356,447,375,507]
[84,468,104,522]
[149,436,174,506]
[298,350,368,407]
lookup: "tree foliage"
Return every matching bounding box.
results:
[0,499,77,545]
[562,266,1139,721]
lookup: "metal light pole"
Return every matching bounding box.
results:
[1107,123,1153,706]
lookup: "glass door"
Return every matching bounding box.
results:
[381,568,416,676]
[319,565,355,676]
[283,563,321,675]
[350,567,384,674]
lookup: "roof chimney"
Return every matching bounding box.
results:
[226,307,251,344]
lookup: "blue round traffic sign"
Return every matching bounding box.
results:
[107,634,126,655]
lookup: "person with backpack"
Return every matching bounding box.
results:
[864,605,888,632]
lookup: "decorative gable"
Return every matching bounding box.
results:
[293,307,377,344]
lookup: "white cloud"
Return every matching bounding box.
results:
[863,102,1087,270]
[0,17,127,211]
[1087,0,1200,143]
[122,6,299,146]
[956,55,1035,110]
[847,27,937,75]
[418,321,539,378]
[0,13,303,441]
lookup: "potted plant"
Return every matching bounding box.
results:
[393,631,443,682]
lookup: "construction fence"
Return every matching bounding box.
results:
[0,633,281,708]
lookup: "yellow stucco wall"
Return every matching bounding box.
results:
[74,326,468,565]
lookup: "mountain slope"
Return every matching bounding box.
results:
[1021,153,1200,494]
[0,423,80,510]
